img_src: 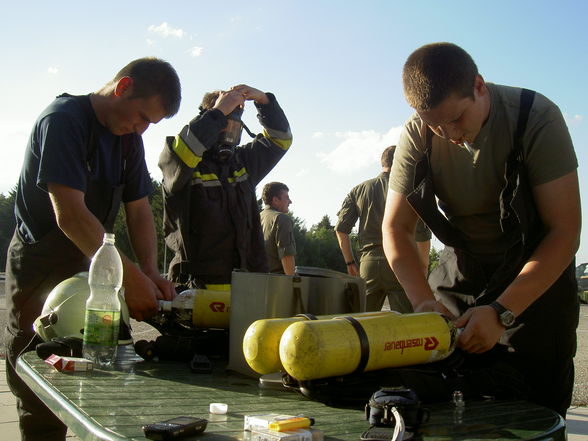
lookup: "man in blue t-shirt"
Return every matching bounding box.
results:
[6,57,181,441]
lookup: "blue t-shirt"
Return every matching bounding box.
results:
[15,94,153,243]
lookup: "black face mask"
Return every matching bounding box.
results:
[198,105,254,162]
[218,106,244,147]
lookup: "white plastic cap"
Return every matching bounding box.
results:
[209,402,228,414]
[158,300,172,312]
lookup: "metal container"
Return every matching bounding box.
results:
[227,268,365,377]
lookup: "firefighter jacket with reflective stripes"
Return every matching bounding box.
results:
[158,93,292,285]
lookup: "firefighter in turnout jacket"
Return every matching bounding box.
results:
[159,85,292,288]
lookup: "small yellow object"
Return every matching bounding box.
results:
[268,417,311,431]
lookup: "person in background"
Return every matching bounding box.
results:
[260,182,296,275]
[336,146,431,312]
[5,57,179,441]
[159,85,292,289]
[382,42,580,416]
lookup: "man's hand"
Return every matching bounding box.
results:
[122,266,162,321]
[346,262,359,277]
[454,305,504,353]
[143,270,176,301]
[213,89,246,116]
[230,84,269,105]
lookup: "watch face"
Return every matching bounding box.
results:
[490,301,515,327]
[501,310,516,327]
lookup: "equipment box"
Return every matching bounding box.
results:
[227,268,365,377]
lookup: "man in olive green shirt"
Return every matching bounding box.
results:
[260,182,296,275]
[335,146,431,312]
[382,42,579,415]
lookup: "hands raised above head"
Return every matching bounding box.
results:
[229,85,269,105]
[213,85,269,115]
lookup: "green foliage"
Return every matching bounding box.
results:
[290,214,354,273]
[428,246,440,275]
[113,177,167,272]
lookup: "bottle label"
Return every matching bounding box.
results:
[83,309,120,346]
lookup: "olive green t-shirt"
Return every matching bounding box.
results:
[260,206,296,273]
[389,83,577,255]
[336,172,431,260]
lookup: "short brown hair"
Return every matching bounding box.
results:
[200,91,222,111]
[114,57,181,117]
[381,146,396,169]
[262,182,289,205]
[402,42,478,111]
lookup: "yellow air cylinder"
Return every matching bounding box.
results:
[160,288,231,329]
[279,312,456,381]
[243,311,394,375]
[193,288,231,328]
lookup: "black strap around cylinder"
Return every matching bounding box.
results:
[339,316,370,374]
[296,313,318,320]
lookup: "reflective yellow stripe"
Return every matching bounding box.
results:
[263,129,292,151]
[172,136,202,168]
[233,167,247,178]
[228,167,248,183]
[192,171,219,181]
[192,168,248,184]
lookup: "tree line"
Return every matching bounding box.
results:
[0,180,439,275]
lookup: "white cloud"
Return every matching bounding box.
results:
[317,126,403,173]
[312,131,325,139]
[47,67,58,75]
[565,113,583,127]
[0,122,30,194]
[146,38,155,46]
[295,168,309,177]
[230,16,242,23]
[148,22,185,38]
[188,46,204,57]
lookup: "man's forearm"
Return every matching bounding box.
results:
[498,170,581,317]
[383,227,434,307]
[335,231,355,263]
[382,190,435,307]
[498,228,578,317]
[49,184,107,259]
[125,198,160,276]
[335,230,359,275]
[281,255,296,276]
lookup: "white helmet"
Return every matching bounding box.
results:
[33,272,131,344]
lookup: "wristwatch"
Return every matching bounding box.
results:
[489,301,516,327]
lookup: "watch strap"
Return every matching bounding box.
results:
[489,301,507,316]
[489,301,515,327]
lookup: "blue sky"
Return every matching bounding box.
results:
[1,1,587,260]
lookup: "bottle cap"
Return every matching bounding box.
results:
[158,300,172,312]
[210,402,228,414]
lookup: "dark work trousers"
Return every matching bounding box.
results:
[5,179,123,441]
[405,90,579,417]
[5,228,89,441]
[360,258,413,313]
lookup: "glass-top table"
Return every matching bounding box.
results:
[16,350,566,441]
